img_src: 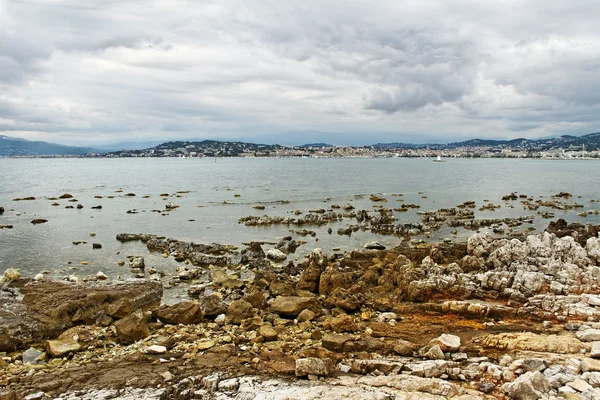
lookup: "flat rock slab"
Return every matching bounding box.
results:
[1,280,162,351]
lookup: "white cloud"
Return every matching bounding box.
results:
[1,0,599,145]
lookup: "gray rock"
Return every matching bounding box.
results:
[22,347,44,364]
[424,344,445,360]
[577,329,600,342]
[592,342,600,359]
[507,371,551,400]
[428,333,461,352]
[364,241,386,250]
[266,248,287,261]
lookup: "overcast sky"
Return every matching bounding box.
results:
[1,0,600,145]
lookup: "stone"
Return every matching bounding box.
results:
[155,301,204,325]
[322,334,352,352]
[577,329,600,342]
[364,241,386,250]
[297,309,316,322]
[114,310,150,344]
[329,314,358,332]
[270,296,321,318]
[257,324,278,342]
[507,371,551,400]
[591,342,600,359]
[522,358,548,373]
[46,338,81,358]
[226,299,255,324]
[199,295,228,318]
[146,345,167,354]
[295,357,333,377]
[581,358,600,372]
[393,340,415,356]
[1,280,161,352]
[266,248,287,261]
[22,347,45,364]
[296,249,327,293]
[428,333,461,352]
[569,378,593,393]
[424,344,445,360]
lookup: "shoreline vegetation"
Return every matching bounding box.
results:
[2,187,600,399]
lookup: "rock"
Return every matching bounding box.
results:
[92,243,102,249]
[0,206,4,214]
[270,296,321,318]
[155,301,204,325]
[578,329,600,342]
[114,310,151,344]
[22,347,45,364]
[257,324,278,342]
[226,299,255,324]
[30,219,48,224]
[266,248,287,261]
[325,288,360,312]
[297,249,327,293]
[522,358,548,373]
[329,314,358,333]
[592,342,600,359]
[297,309,316,322]
[364,241,386,250]
[568,378,593,393]
[1,280,161,351]
[393,340,415,356]
[424,344,445,360]
[428,333,461,352]
[146,345,167,354]
[581,358,600,372]
[46,338,81,358]
[130,256,145,270]
[199,295,228,318]
[507,371,551,400]
[295,357,333,377]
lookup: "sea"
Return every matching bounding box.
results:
[1,157,599,299]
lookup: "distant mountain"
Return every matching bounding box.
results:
[0,135,94,157]
[299,143,334,148]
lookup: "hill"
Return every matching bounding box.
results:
[0,135,94,157]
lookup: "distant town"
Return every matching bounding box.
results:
[1,132,599,159]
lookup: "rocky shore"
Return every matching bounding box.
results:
[2,220,600,399]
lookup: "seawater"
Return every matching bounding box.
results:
[1,157,599,283]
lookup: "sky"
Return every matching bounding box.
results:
[1,0,600,146]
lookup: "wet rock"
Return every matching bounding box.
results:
[0,206,4,214]
[364,241,386,250]
[46,337,81,358]
[155,301,204,325]
[266,248,287,261]
[226,299,255,324]
[270,296,321,319]
[92,243,102,249]
[295,357,333,377]
[114,310,151,344]
[129,256,145,270]
[30,219,48,224]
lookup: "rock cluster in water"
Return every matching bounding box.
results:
[2,221,600,399]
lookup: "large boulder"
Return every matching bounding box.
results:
[155,301,204,325]
[0,280,162,351]
[270,296,321,319]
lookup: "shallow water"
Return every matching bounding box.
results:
[1,157,598,286]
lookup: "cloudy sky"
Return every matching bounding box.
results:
[1,0,600,145]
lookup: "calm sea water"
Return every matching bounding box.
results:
[1,157,599,287]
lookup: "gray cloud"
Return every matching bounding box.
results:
[1,0,600,145]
